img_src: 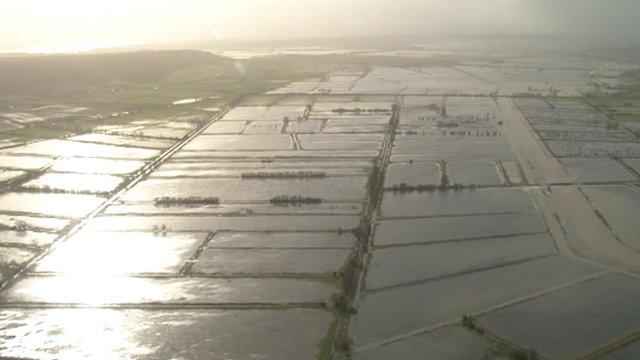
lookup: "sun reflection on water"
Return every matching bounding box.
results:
[36,231,201,275]
[10,275,170,305]
[0,308,155,359]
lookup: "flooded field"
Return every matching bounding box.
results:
[207,231,355,248]
[0,192,105,218]
[0,92,397,358]
[23,173,124,194]
[68,133,176,149]
[352,256,602,345]
[479,274,640,359]
[184,134,294,151]
[561,158,636,183]
[367,233,556,290]
[333,91,640,358]
[0,170,25,183]
[0,105,89,126]
[84,214,361,232]
[49,157,145,175]
[0,48,639,359]
[0,308,332,359]
[193,248,350,275]
[0,155,52,170]
[121,176,368,202]
[447,161,503,186]
[374,212,547,246]
[383,162,441,188]
[380,188,535,217]
[0,114,208,314]
[355,325,496,360]
[270,63,600,97]
[515,98,640,159]
[623,158,640,174]
[3,139,160,159]
[581,185,640,253]
[3,275,336,305]
[35,231,206,274]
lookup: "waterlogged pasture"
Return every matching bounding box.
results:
[285,120,322,133]
[354,325,495,360]
[581,185,640,253]
[3,139,159,160]
[206,232,355,249]
[84,215,360,232]
[384,162,441,188]
[0,231,57,247]
[183,135,293,151]
[68,133,175,149]
[35,231,207,274]
[3,276,337,305]
[298,134,384,151]
[151,166,368,178]
[0,308,332,360]
[192,248,350,275]
[0,155,52,170]
[561,158,636,183]
[447,161,503,186]
[0,215,70,232]
[243,121,284,135]
[374,212,547,246]
[380,188,535,218]
[366,233,556,290]
[121,176,368,202]
[50,158,145,175]
[23,173,124,193]
[202,121,246,134]
[104,202,364,216]
[352,256,602,345]
[479,274,640,359]
[0,193,105,218]
[0,170,25,183]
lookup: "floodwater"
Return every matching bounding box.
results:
[0,308,332,359]
[35,231,206,274]
[121,176,369,202]
[352,256,601,345]
[479,273,640,359]
[1,58,639,358]
[23,173,124,193]
[172,98,202,105]
[0,192,105,218]
[3,276,336,305]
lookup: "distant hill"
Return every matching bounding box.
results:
[0,50,232,95]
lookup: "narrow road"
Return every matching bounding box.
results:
[496,97,571,185]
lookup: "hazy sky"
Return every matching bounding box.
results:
[0,0,638,51]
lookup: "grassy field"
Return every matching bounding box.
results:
[584,70,640,125]
[585,97,640,124]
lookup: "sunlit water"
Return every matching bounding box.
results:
[172,96,219,105]
[0,308,155,359]
[172,98,202,105]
